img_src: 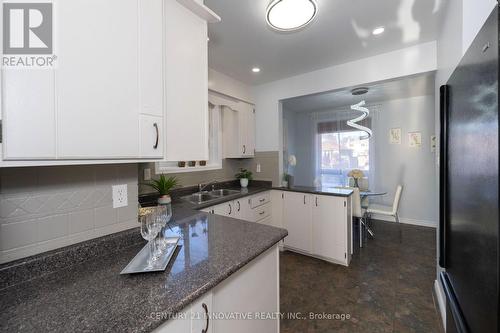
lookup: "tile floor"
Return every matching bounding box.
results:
[280,220,443,333]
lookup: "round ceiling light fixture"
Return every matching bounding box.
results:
[372,26,385,35]
[266,0,318,32]
[252,67,261,73]
[351,87,369,96]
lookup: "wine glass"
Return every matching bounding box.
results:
[140,213,159,269]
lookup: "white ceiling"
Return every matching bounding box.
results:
[282,72,435,112]
[206,0,444,85]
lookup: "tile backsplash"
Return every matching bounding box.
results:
[0,164,138,264]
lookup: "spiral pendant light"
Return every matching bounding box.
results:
[348,100,372,140]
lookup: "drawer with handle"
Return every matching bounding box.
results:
[249,191,270,209]
[250,202,271,222]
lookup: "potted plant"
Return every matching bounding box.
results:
[235,168,253,188]
[347,169,364,188]
[282,173,290,188]
[143,175,179,205]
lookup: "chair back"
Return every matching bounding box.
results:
[391,185,403,214]
[351,187,363,218]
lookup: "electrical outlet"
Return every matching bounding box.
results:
[256,163,261,173]
[112,184,128,208]
[144,168,151,181]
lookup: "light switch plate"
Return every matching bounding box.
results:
[112,184,128,208]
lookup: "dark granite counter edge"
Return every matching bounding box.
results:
[145,228,287,332]
[272,186,354,197]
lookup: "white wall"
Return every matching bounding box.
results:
[253,41,438,152]
[284,95,437,226]
[0,164,138,263]
[372,95,437,226]
[462,0,497,54]
[208,68,254,103]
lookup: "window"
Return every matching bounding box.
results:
[318,130,369,188]
[156,103,222,173]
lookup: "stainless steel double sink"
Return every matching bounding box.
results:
[182,189,241,205]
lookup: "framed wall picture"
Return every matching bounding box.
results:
[389,128,401,144]
[408,132,422,148]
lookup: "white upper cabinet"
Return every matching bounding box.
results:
[56,0,140,159]
[1,0,166,163]
[164,0,209,161]
[222,102,255,158]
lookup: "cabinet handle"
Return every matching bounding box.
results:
[259,211,265,215]
[237,201,241,212]
[243,145,246,154]
[228,203,232,215]
[202,303,209,333]
[259,198,265,202]
[315,197,318,207]
[153,123,159,149]
[303,195,306,204]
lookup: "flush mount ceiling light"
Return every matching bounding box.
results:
[266,0,318,32]
[252,67,261,73]
[372,26,385,35]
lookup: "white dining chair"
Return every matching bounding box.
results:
[348,187,372,248]
[366,185,403,224]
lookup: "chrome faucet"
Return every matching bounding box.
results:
[198,179,218,193]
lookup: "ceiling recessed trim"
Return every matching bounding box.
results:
[266,0,318,32]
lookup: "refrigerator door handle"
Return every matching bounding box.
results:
[439,84,448,269]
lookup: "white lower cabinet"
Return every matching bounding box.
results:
[282,191,352,266]
[207,191,271,224]
[283,191,313,253]
[213,246,279,333]
[312,195,351,265]
[153,245,279,333]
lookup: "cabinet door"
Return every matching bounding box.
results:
[221,106,242,158]
[312,195,346,263]
[213,202,233,217]
[165,0,209,161]
[233,198,251,220]
[283,192,312,253]
[242,105,255,157]
[57,0,140,158]
[139,0,163,117]
[213,246,279,333]
[270,190,284,228]
[140,115,163,158]
[191,292,213,333]
[2,69,56,159]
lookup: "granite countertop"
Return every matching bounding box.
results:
[0,186,287,333]
[273,185,354,197]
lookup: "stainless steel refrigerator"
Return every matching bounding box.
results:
[439,6,499,333]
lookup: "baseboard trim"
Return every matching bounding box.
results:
[434,279,447,330]
[370,213,437,228]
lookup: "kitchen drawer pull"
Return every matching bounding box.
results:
[259,211,265,215]
[228,203,232,215]
[153,123,159,149]
[243,145,246,154]
[237,201,241,212]
[202,303,209,333]
[259,198,265,202]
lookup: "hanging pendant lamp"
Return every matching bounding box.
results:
[348,100,372,140]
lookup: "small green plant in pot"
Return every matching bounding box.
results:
[143,175,179,205]
[235,169,253,188]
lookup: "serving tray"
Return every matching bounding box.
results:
[120,237,180,274]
